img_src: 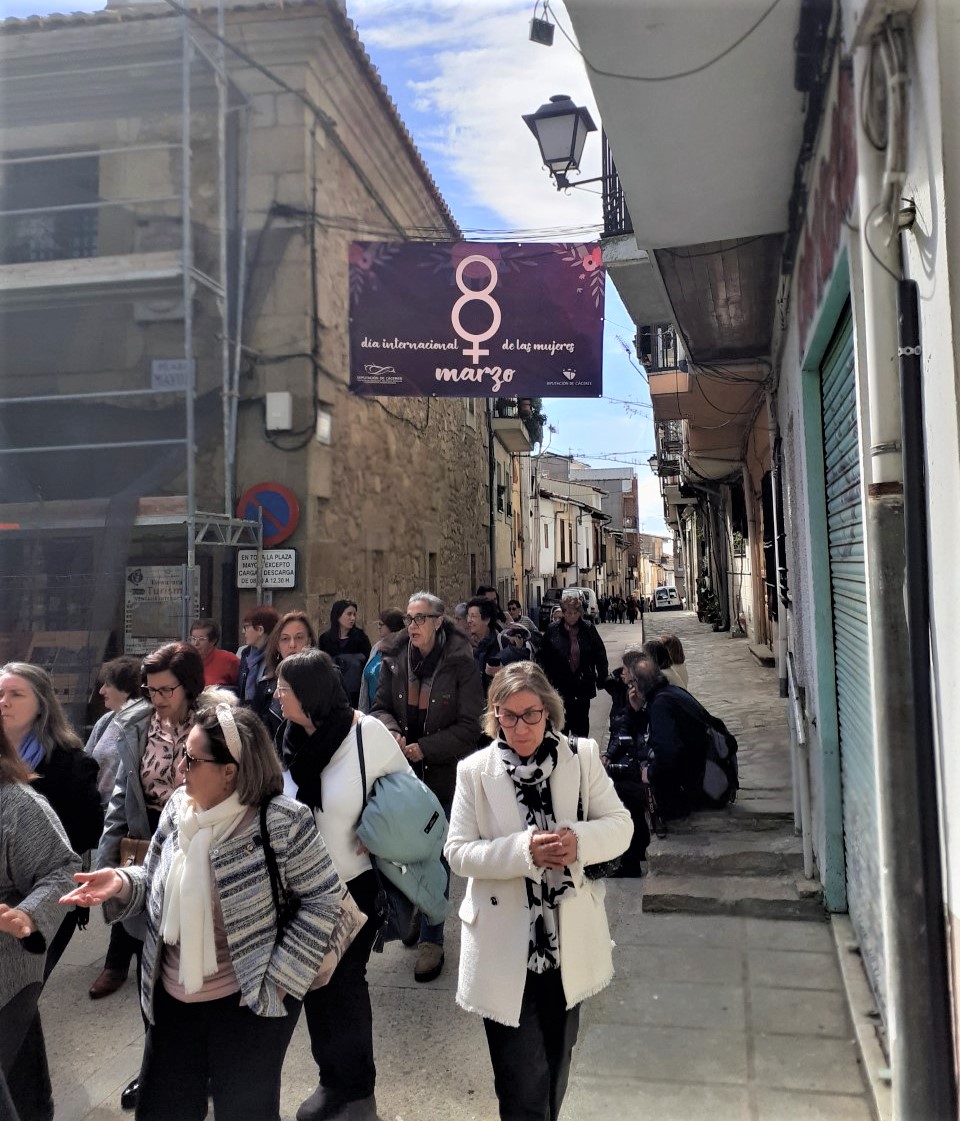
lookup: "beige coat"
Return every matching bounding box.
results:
[445,734,632,1026]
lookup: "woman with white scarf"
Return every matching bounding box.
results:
[445,662,632,1121]
[60,703,347,1121]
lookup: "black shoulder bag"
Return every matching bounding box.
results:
[260,800,301,945]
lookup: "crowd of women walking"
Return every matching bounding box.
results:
[0,589,633,1121]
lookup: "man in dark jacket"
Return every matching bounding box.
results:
[537,591,608,736]
[623,647,716,820]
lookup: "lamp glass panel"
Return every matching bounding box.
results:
[570,115,591,169]
[534,113,578,171]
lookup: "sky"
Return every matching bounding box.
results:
[2,0,669,535]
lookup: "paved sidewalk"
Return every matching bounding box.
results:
[38,618,874,1120]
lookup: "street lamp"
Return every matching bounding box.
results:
[523,94,597,190]
[648,454,659,475]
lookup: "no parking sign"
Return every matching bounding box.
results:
[236,482,300,547]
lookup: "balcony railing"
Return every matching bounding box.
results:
[601,132,633,240]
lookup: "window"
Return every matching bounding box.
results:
[543,523,549,549]
[0,152,99,264]
[469,553,477,594]
[428,551,438,591]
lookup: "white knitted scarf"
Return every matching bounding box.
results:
[160,792,247,994]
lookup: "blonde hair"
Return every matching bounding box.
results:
[482,662,565,739]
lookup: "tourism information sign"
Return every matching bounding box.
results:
[348,241,604,398]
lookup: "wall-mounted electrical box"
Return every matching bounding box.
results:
[265,391,293,431]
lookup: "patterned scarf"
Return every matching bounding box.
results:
[499,731,574,973]
[406,629,444,743]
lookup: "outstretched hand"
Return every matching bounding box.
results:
[0,905,36,940]
[59,869,124,908]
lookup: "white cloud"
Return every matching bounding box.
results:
[349,1,602,235]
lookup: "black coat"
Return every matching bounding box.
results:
[33,743,104,853]
[538,620,609,702]
[644,680,713,818]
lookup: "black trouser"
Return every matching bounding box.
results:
[0,983,51,1121]
[483,970,581,1121]
[611,776,651,869]
[135,984,301,1121]
[561,694,592,738]
[103,917,140,975]
[302,868,379,1103]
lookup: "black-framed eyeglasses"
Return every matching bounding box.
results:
[403,613,441,627]
[496,707,546,729]
[182,749,222,771]
[141,683,183,700]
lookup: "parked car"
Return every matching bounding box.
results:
[653,586,683,611]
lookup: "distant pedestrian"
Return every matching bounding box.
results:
[476,585,507,626]
[190,619,240,688]
[538,593,608,737]
[84,655,144,1001]
[317,599,372,709]
[358,608,405,713]
[236,605,279,703]
[660,633,690,690]
[506,599,540,644]
[466,596,501,692]
[626,597,638,624]
[252,611,316,744]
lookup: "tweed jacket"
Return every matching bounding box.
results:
[0,783,80,1011]
[105,789,344,1024]
[371,622,483,806]
[445,734,632,1027]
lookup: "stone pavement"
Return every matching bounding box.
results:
[39,617,875,1120]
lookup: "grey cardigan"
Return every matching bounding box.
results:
[0,783,80,1011]
[106,789,345,1024]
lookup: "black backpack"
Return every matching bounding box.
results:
[701,716,739,808]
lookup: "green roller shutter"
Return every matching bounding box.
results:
[820,306,885,1017]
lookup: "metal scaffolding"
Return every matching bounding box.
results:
[0,3,261,719]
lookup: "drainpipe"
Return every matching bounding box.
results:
[897,279,956,1118]
[767,395,789,696]
[853,27,955,1121]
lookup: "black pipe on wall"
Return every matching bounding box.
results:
[898,278,957,1120]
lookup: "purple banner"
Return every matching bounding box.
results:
[349,241,604,397]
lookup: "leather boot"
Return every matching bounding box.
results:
[88,968,127,999]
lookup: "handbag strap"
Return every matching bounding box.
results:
[569,735,585,822]
[259,800,285,943]
[356,716,368,811]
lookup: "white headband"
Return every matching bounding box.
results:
[215,703,243,763]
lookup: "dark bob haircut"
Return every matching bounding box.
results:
[141,642,205,705]
[277,648,350,725]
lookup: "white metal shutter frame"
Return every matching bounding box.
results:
[821,308,886,1017]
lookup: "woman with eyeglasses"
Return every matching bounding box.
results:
[94,640,206,1112]
[61,702,347,1121]
[370,590,483,984]
[445,661,631,1121]
[252,611,317,746]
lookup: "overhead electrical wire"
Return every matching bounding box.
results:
[545,0,784,84]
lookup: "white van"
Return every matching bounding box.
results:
[653,586,682,611]
[564,586,600,623]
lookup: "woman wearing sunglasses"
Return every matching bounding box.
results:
[94,640,205,1111]
[445,661,632,1121]
[62,703,346,1121]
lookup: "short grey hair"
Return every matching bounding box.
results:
[453,601,468,619]
[408,590,445,616]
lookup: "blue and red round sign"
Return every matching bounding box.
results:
[236,482,300,547]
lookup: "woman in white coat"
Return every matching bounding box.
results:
[445,662,632,1121]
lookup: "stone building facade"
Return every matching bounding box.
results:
[0,0,490,714]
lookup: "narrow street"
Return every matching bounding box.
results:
[41,617,874,1121]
